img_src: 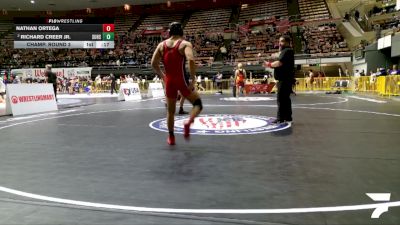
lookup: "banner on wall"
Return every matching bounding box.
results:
[118,83,142,101]
[11,67,92,80]
[5,84,58,116]
[148,83,164,98]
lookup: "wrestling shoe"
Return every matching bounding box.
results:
[167,135,175,145]
[183,121,191,140]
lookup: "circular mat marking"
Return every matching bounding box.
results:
[149,114,290,135]
[220,97,276,102]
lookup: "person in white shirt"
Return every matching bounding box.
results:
[153,75,160,82]
[354,70,361,90]
[196,75,205,91]
[307,69,314,89]
[389,65,399,75]
[0,77,5,102]
[370,70,377,84]
[216,72,223,94]
[94,75,102,92]
[126,75,134,83]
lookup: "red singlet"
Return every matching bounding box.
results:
[236,70,245,87]
[163,39,191,99]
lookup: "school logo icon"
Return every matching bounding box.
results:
[149,114,290,135]
[220,97,276,101]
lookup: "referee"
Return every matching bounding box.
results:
[45,64,58,102]
[265,35,295,123]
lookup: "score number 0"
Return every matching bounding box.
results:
[102,24,114,32]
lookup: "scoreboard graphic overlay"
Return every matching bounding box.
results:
[14,18,114,49]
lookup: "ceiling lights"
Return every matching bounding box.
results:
[124,4,130,11]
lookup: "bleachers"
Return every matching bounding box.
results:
[302,23,351,57]
[298,0,330,21]
[0,20,12,34]
[375,14,400,31]
[2,33,13,48]
[185,32,224,65]
[238,0,288,24]
[0,4,354,69]
[228,27,283,66]
[114,13,140,35]
[0,20,13,47]
[184,8,231,33]
[137,13,183,31]
[184,8,231,65]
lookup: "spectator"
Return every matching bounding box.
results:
[110,74,118,95]
[0,76,5,103]
[355,10,360,21]
[307,69,314,89]
[234,63,246,96]
[389,65,400,75]
[354,70,360,90]
[216,72,223,94]
[196,75,205,91]
[344,12,350,21]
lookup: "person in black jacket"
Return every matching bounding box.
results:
[45,64,58,101]
[265,36,295,123]
[110,74,118,95]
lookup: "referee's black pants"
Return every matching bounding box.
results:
[276,80,293,122]
[111,84,117,94]
[52,83,57,100]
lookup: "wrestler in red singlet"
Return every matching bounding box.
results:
[162,40,191,99]
[234,63,246,96]
[151,22,203,145]
[236,69,245,87]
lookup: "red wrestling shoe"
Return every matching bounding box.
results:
[167,135,175,145]
[183,121,191,140]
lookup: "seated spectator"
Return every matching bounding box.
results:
[389,65,400,75]
[376,68,387,76]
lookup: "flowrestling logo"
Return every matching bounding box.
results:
[11,94,54,104]
[149,114,290,135]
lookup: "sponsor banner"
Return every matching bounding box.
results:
[306,58,321,64]
[11,67,92,80]
[149,114,291,135]
[244,83,275,94]
[118,83,142,101]
[65,67,92,78]
[0,101,5,116]
[6,84,58,116]
[148,82,164,98]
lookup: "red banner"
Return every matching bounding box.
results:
[245,83,276,94]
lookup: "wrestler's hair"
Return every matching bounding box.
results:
[280,35,291,44]
[169,22,183,36]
